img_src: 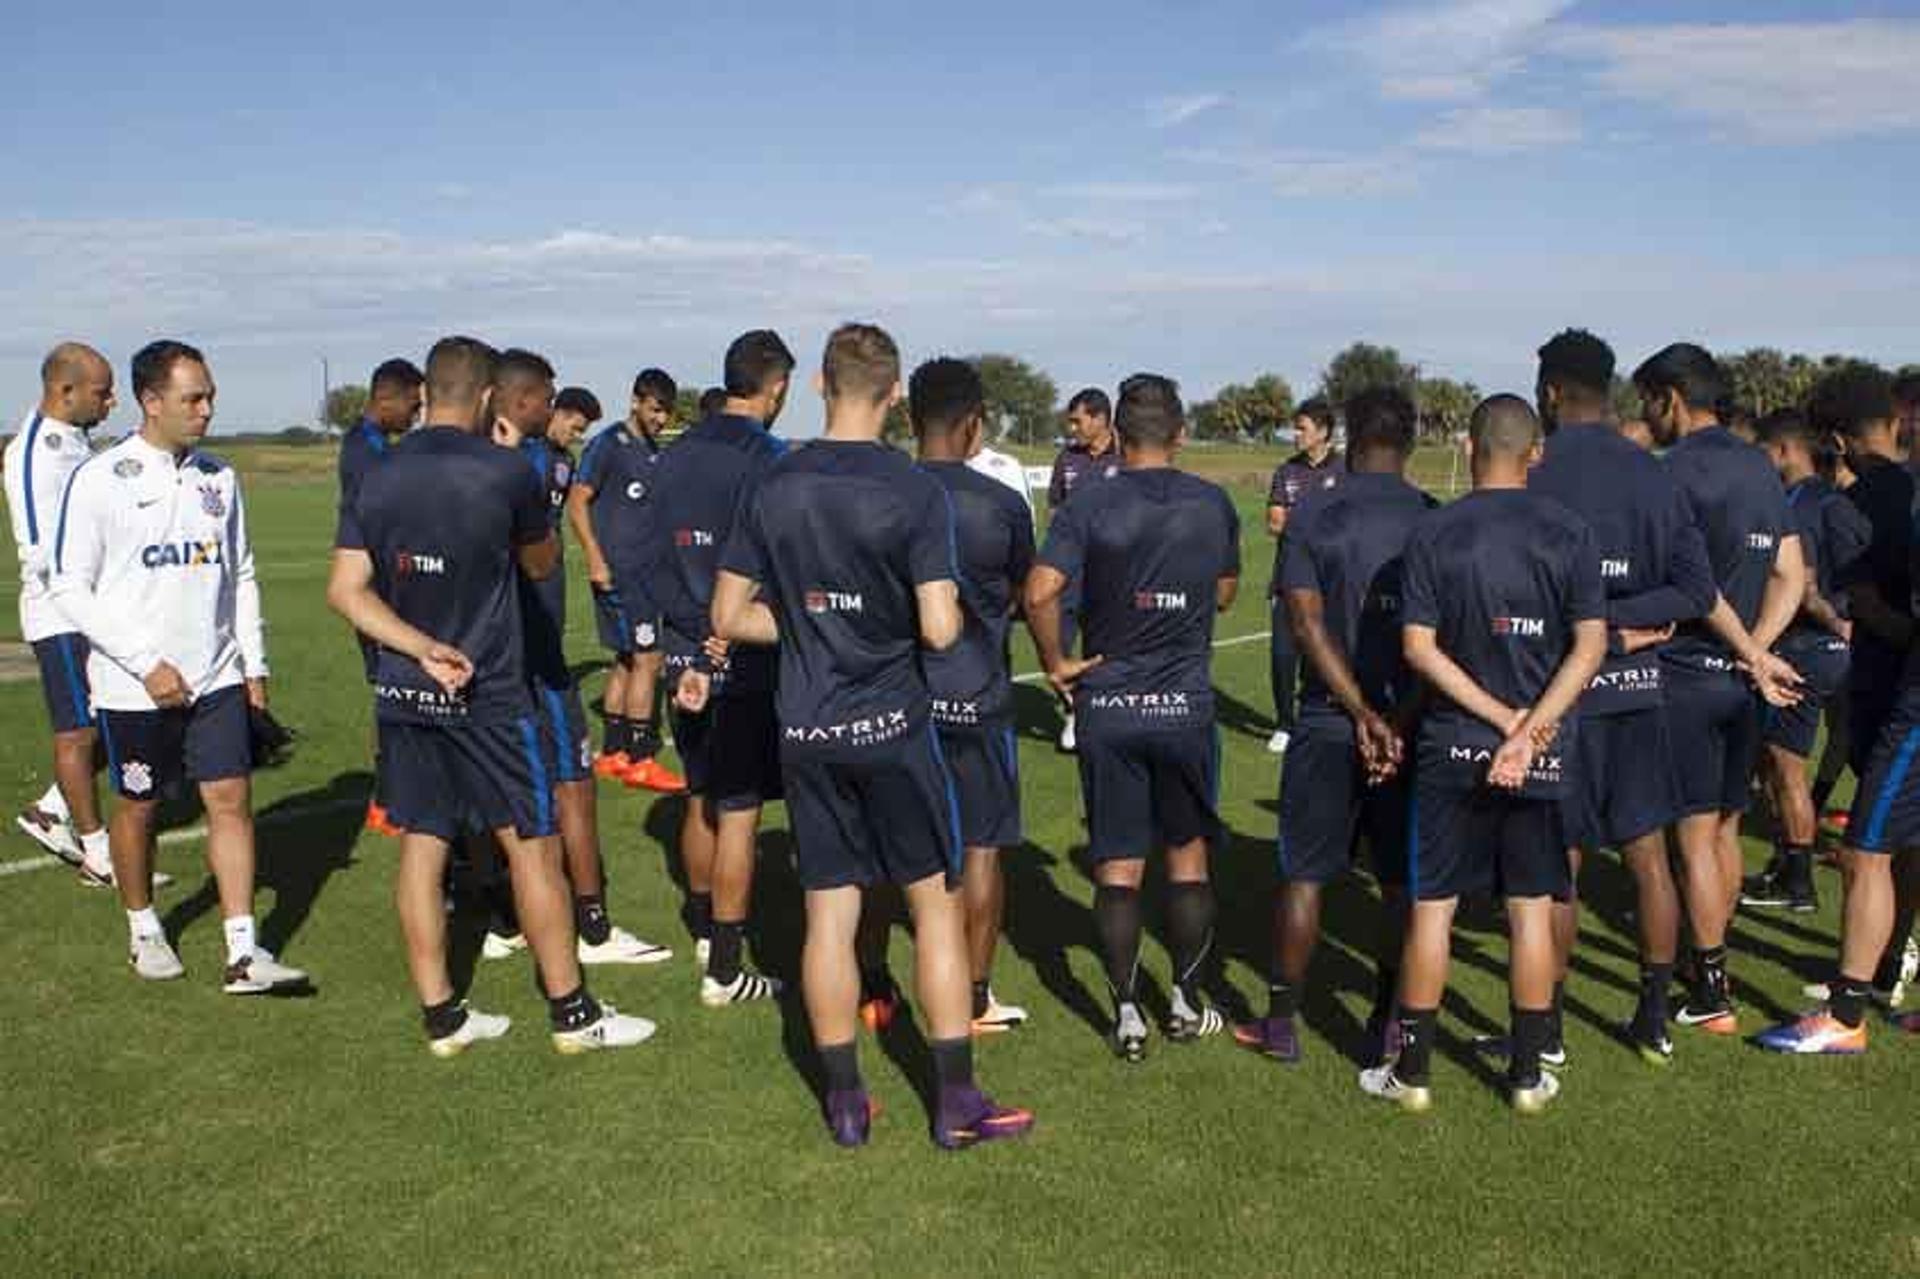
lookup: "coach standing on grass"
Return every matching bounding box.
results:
[50,340,306,994]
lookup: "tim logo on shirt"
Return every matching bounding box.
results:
[395,551,446,577]
[1746,533,1776,552]
[1600,558,1631,579]
[1134,590,1188,611]
[1491,616,1546,638]
[674,528,715,548]
[805,590,863,614]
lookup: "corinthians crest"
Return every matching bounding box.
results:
[199,484,226,519]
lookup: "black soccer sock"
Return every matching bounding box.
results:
[1810,776,1836,814]
[709,919,745,985]
[860,964,896,1004]
[1637,963,1672,1029]
[930,1036,975,1093]
[1510,1006,1553,1087]
[631,715,661,760]
[1873,912,1915,992]
[575,894,612,947]
[1093,885,1144,1007]
[1830,976,1871,1029]
[603,714,629,756]
[971,979,991,1020]
[1268,981,1298,1020]
[684,891,713,941]
[1549,981,1566,1049]
[1697,945,1730,1002]
[1782,844,1814,892]
[819,1039,862,1093]
[422,997,468,1040]
[1167,881,1216,1002]
[486,877,519,939]
[1395,1007,1437,1085]
[547,984,601,1032]
[1372,964,1400,1023]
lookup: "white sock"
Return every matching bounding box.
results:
[78,828,109,864]
[127,907,163,942]
[38,783,69,820]
[223,915,256,966]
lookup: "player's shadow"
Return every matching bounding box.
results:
[999,841,1109,1038]
[1214,687,1278,744]
[1010,682,1066,745]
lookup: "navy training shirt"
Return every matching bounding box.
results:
[337,418,391,516]
[1047,439,1120,509]
[919,460,1036,729]
[1660,426,1793,676]
[336,426,548,725]
[649,413,786,696]
[1780,474,1868,654]
[1840,454,1916,694]
[1529,421,1717,715]
[1400,488,1605,797]
[516,436,574,690]
[720,441,957,758]
[575,424,661,576]
[1038,467,1240,736]
[1266,449,1346,595]
[1278,470,1434,737]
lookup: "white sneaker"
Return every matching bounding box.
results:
[1267,728,1292,756]
[16,806,81,866]
[552,1002,658,1053]
[693,937,711,971]
[428,1005,512,1058]
[222,948,309,995]
[1358,1064,1433,1112]
[129,932,185,981]
[1058,715,1077,753]
[579,926,673,966]
[971,990,1029,1034]
[1512,1070,1563,1116]
[700,970,783,1007]
[78,848,173,892]
[481,931,527,961]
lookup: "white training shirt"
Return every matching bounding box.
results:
[48,432,268,711]
[968,445,1034,513]
[2,411,96,642]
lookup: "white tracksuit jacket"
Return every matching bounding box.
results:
[2,411,96,643]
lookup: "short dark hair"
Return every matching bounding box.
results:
[1468,393,1541,459]
[493,348,555,396]
[1294,396,1336,434]
[1756,407,1818,450]
[1891,371,1920,409]
[131,339,206,401]
[698,387,727,418]
[1067,387,1111,420]
[1343,386,1417,458]
[423,335,499,404]
[632,368,678,406]
[1633,343,1727,412]
[1537,328,1615,400]
[554,387,602,421]
[909,357,985,437]
[369,358,423,396]
[822,322,900,405]
[1807,361,1895,441]
[1113,373,1183,448]
[722,330,795,398]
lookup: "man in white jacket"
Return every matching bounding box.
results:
[50,340,306,994]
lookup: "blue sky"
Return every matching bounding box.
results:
[5,0,1919,436]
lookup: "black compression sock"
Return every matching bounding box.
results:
[709,919,745,984]
[547,985,600,1032]
[1782,845,1814,892]
[1396,1008,1437,1085]
[422,997,468,1040]
[1373,965,1400,1022]
[930,1036,975,1092]
[971,979,991,1019]
[1167,881,1217,1002]
[1268,981,1298,1020]
[820,1039,861,1093]
[575,895,612,947]
[1810,778,1836,814]
[1093,885,1144,1006]
[1550,981,1567,1049]
[684,891,713,941]
[860,965,896,1003]
[1830,976,1871,1029]
[631,716,661,759]
[604,715,630,755]
[1511,1006,1553,1087]
[1639,964,1673,1027]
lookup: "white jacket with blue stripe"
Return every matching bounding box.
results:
[3,410,95,643]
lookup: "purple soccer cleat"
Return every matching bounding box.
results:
[823,1089,879,1148]
[1231,1015,1302,1063]
[933,1087,1035,1151]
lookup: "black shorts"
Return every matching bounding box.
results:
[357,635,380,684]
[99,685,251,799]
[378,717,557,842]
[1565,709,1680,850]
[1411,774,1571,902]
[31,633,93,733]
[592,584,658,656]
[1275,724,1410,885]
[531,683,593,784]
[1662,664,1759,818]
[1845,685,1920,854]
[672,691,781,812]
[936,722,1021,850]
[783,729,962,891]
[1076,724,1220,863]
[1763,641,1848,758]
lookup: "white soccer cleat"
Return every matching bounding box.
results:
[481,931,527,960]
[222,948,309,995]
[1058,715,1077,753]
[579,926,673,966]
[1267,729,1292,756]
[552,1003,658,1053]
[1358,1064,1433,1113]
[972,990,1029,1034]
[1511,1070,1563,1116]
[129,932,185,981]
[428,1006,512,1059]
[700,970,783,1007]
[16,806,82,866]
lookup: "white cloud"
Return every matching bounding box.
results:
[1147,93,1226,127]
[1019,217,1145,245]
[1175,148,1422,199]
[1043,182,1199,204]
[1301,0,1572,100]
[1555,19,1920,144]
[1411,105,1580,153]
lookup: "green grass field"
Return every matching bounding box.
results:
[1,441,1915,1278]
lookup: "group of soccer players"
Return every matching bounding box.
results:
[8,324,1920,1146]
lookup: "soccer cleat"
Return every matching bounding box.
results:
[591,751,633,781]
[1166,990,1226,1043]
[1801,980,1906,1011]
[481,931,527,961]
[78,851,175,892]
[1057,715,1077,754]
[1755,1009,1868,1055]
[933,1088,1035,1150]
[1895,1011,1920,1034]
[621,757,687,794]
[552,1003,658,1054]
[578,926,673,966]
[1622,1014,1674,1066]
[1357,1064,1432,1113]
[1674,995,1739,1035]
[1363,1008,1403,1068]
[1740,871,1816,914]
[700,969,783,1008]
[363,802,403,837]
[16,806,82,866]
[427,1005,512,1058]
[1511,1070,1563,1115]
[129,932,185,981]
[222,948,309,995]
[1473,1034,1569,1072]
[1109,1002,1149,1062]
[1231,1015,1302,1063]
[823,1089,880,1148]
[971,991,1028,1035]
[1266,728,1291,756]
[859,987,902,1034]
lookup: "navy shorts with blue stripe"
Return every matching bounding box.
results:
[592,583,658,656]
[31,633,93,733]
[782,725,963,890]
[1075,723,1221,863]
[1410,772,1571,903]
[936,720,1021,850]
[1276,720,1410,885]
[1845,685,1920,855]
[98,685,251,799]
[532,682,593,784]
[377,718,557,842]
[1762,638,1848,758]
[1663,664,1759,817]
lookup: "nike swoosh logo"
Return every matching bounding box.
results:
[136,498,162,509]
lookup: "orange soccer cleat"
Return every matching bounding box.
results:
[593,751,635,781]
[364,802,403,838]
[622,756,687,794]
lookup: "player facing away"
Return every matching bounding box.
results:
[1236,387,1430,1066]
[490,353,670,967]
[1028,374,1242,1062]
[712,323,1034,1150]
[651,331,792,1005]
[1360,395,1606,1115]
[568,369,684,794]
[327,335,650,1056]
[1742,409,1867,916]
[50,340,307,993]
[1638,344,1806,1034]
[1264,396,1345,757]
[337,357,424,838]
[1759,365,1920,1053]
[1525,330,1717,1067]
[6,342,120,881]
[1046,387,1122,753]
[910,357,1038,1033]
